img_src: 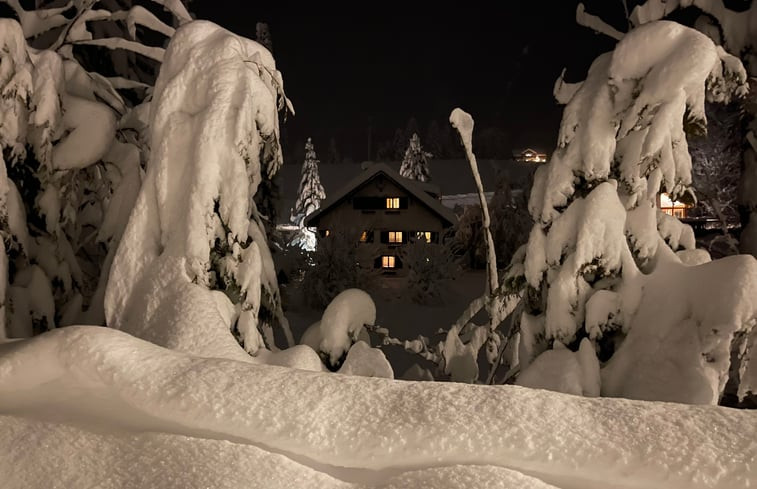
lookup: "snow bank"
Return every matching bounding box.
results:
[0,326,753,489]
[0,413,558,489]
[517,338,600,397]
[603,254,757,404]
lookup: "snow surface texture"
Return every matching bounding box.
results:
[105,21,293,354]
[0,326,754,489]
[517,20,756,403]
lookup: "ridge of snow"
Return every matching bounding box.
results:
[0,326,754,489]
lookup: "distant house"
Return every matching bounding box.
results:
[658,192,692,219]
[303,163,457,273]
[513,148,548,163]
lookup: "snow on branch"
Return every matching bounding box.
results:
[553,68,583,105]
[576,3,625,40]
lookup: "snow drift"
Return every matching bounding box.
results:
[0,326,754,489]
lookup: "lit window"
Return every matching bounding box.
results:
[321,229,330,237]
[360,231,369,242]
[388,231,403,243]
[416,231,431,243]
[381,256,396,268]
[386,197,400,209]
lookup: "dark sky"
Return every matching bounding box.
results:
[191,2,625,162]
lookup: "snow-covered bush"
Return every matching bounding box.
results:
[399,133,432,182]
[300,288,382,371]
[511,20,756,404]
[105,20,294,356]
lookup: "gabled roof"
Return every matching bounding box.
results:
[304,163,457,227]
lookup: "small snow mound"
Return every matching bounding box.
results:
[319,289,376,368]
[517,338,600,397]
[337,341,393,379]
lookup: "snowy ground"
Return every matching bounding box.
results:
[1,326,754,489]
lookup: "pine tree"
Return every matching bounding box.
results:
[574,1,757,256]
[326,137,341,165]
[0,2,191,335]
[399,133,433,182]
[425,119,443,159]
[512,21,754,403]
[256,22,273,53]
[291,138,326,227]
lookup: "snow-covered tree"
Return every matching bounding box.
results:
[689,101,742,255]
[399,133,433,182]
[105,20,295,356]
[0,1,191,336]
[575,0,757,256]
[489,172,532,268]
[290,138,325,249]
[292,138,325,223]
[511,21,755,404]
[326,137,340,165]
[255,22,273,53]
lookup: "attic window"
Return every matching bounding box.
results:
[381,256,396,269]
[388,231,403,243]
[386,197,400,209]
[416,231,432,243]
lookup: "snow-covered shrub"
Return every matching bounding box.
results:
[301,227,376,309]
[300,288,380,370]
[399,132,432,182]
[400,240,459,305]
[513,20,755,404]
[105,20,294,356]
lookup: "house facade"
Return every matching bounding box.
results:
[304,163,457,273]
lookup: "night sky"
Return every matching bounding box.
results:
[191,2,627,163]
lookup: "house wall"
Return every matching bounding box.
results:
[313,175,450,274]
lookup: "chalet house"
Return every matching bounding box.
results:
[303,163,457,273]
[513,148,548,163]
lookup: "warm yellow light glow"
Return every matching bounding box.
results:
[386,197,400,209]
[389,231,403,243]
[381,256,396,268]
[416,231,431,243]
[360,231,368,242]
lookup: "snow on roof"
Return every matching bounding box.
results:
[0,325,753,489]
[276,159,534,224]
[303,162,458,227]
